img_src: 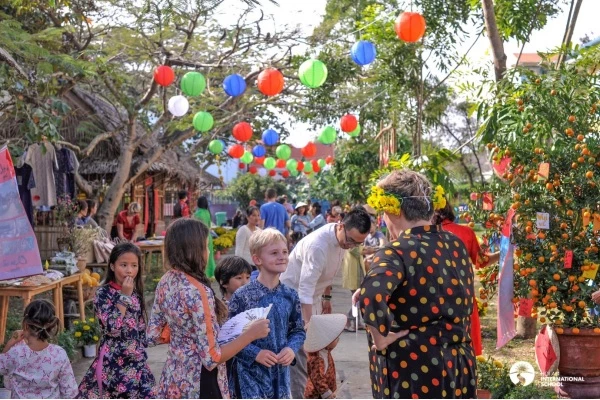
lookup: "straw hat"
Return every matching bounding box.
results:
[295,201,308,210]
[304,314,347,352]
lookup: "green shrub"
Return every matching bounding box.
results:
[505,384,558,399]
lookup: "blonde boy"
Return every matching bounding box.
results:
[227,228,306,399]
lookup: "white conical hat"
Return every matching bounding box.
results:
[304,314,347,353]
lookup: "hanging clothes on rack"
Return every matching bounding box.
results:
[25,141,59,207]
[14,151,36,227]
[54,145,76,200]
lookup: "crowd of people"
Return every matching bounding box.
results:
[5,169,600,399]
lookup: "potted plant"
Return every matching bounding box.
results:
[478,48,600,397]
[476,355,514,398]
[72,317,100,358]
[70,227,100,268]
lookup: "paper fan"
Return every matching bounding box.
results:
[218,304,272,345]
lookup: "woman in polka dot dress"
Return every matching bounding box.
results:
[359,170,476,399]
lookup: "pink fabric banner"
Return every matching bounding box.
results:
[0,147,43,280]
[496,208,517,349]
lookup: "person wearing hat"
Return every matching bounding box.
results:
[304,314,346,399]
[290,201,310,247]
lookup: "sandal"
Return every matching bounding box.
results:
[344,321,356,332]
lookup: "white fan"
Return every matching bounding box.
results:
[218,304,272,344]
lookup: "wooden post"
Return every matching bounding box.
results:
[516,316,537,338]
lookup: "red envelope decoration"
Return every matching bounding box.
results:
[535,325,560,376]
[492,156,511,177]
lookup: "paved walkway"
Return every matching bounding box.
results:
[72,270,373,398]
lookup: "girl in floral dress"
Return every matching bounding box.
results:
[77,243,156,398]
[0,299,77,399]
[147,218,270,399]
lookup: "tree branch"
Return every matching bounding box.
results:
[56,124,125,158]
[0,46,29,80]
[481,0,507,82]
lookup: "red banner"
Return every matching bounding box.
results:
[0,147,43,280]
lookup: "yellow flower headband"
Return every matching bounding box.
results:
[366,185,447,216]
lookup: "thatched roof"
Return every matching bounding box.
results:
[0,86,211,187]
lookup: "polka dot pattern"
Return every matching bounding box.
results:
[358,224,476,398]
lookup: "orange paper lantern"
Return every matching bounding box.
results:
[276,159,286,169]
[325,155,334,164]
[233,122,253,142]
[257,68,284,96]
[255,156,265,165]
[340,114,358,133]
[228,144,245,159]
[394,12,426,43]
[301,142,317,158]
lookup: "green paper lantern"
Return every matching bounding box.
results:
[318,159,326,168]
[208,140,224,154]
[319,126,336,145]
[241,151,254,164]
[276,144,292,160]
[299,59,328,88]
[264,157,276,170]
[286,159,298,172]
[304,162,313,173]
[181,72,206,96]
[291,170,299,177]
[349,123,361,137]
[193,111,214,132]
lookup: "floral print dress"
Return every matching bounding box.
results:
[147,269,228,398]
[77,283,156,398]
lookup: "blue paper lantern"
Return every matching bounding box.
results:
[351,40,377,66]
[223,74,247,97]
[262,129,279,146]
[252,145,266,157]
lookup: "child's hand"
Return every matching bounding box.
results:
[276,347,295,366]
[245,318,270,341]
[121,276,135,297]
[255,349,278,367]
[593,289,600,304]
[3,330,24,353]
[351,289,361,305]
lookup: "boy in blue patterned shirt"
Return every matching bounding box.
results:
[228,228,306,399]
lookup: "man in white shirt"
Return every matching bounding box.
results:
[281,206,372,399]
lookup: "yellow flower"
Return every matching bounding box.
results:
[367,186,402,215]
[93,336,99,342]
[88,318,95,323]
[83,325,91,331]
[432,185,447,210]
[73,320,79,325]
[493,360,503,368]
[476,355,486,363]
[74,332,82,338]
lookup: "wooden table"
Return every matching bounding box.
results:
[0,274,85,343]
[136,240,165,272]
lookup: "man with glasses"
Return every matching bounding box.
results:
[281,206,371,399]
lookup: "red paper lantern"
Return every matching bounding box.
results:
[233,122,253,142]
[296,161,304,172]
[312,159,321,173]
[249,166,258,174]
[325,155,334,164]
[282,170,290,178]
[257,68,284,96]
[394,12,426,43]
[268,170,277,177]
[228,144,245,159]
[340,114,358,133]
[301,142,317,158]
[154,65,175,87]
[255,156,265,165]
[276,159,286,169]
[238,163,246,169]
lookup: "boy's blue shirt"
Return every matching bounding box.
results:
[228,279,306,399]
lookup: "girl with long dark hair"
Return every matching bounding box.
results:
[78,243,156,398]
[147,218,270,398]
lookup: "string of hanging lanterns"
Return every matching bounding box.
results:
[154,9,426,178]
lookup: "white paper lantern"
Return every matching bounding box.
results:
[288,133,314,149]
[168,95,189,117]
[258,167,267,177]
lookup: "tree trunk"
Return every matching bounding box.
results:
[459,155,475,188]
[556,0,583,67]
[516,316,537,339]
[95,121,137,231]
[481,0,507,82]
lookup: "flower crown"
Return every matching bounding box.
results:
[366,185,447,215]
